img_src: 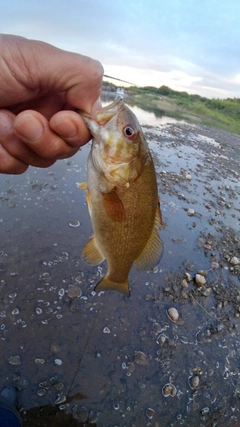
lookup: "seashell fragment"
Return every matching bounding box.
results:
[162,383,177,397]
[68,285,82,298]
[187,209,195,216]
[55,395,66,405]
[134,351,149,366]
[69,220,80,228]
[8,355,21,366]
[167,307,179,323]
[146,407,155,419]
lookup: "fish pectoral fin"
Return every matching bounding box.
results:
[81,236,105,265]
[101,189,125,222]
[77,182,92,217]
[95,275,130,296]
[134,206,164,271]
[77,182,88,191]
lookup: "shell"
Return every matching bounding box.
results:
[188,375,200,389]
[162,383,177,397]
[134,351,149,366]
[146,407,155,419]
[167,307,179,322]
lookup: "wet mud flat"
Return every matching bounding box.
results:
[0,120,240,427]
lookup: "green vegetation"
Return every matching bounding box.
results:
[102,81,240,134]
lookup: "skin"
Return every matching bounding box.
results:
[0,34,103,174]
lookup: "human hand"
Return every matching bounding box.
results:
[0,34,103,174]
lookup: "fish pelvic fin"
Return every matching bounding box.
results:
[134,204,164,271]
[95,275,130,297]
[82,236,105,265]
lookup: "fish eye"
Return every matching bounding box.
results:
[123,125,137,140]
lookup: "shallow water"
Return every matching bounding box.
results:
[0,103,240,426]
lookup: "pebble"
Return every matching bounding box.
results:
[230,256,240,266]
[167,307,179,323]
[184,272,192,282]
[201,288,212,297]
[195,274,206,286]
[8,355,21,366]
[187,209,195,216]
[54,359,62,366]
[68,286,82,298]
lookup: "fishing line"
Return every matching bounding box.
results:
[103,74,135,86]
[66,304,101,398]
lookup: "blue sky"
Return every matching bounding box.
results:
[1,0,240,98]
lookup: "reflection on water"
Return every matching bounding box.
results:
[101,92,190,126]
[0,101,240,426]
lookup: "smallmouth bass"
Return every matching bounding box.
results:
[78,97,163,296]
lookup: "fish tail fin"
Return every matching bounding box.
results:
[95,275,130,297]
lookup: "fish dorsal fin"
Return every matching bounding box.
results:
[82,236,105,265]
[134,205,164,271]
[101,189,125,222]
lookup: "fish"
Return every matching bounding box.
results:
[78,97,163,296]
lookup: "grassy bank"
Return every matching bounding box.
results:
[102,82,240,134]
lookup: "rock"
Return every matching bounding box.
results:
[167,307,179,322]
[198,270,207,276]
[195,274,206,286]
[184,272,192,282]
[187,209,195,216]
[230,256,240,266]
[201,288,212,297]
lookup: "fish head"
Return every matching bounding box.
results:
[79,98,148,187]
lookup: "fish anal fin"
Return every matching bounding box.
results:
[95,275,130,296]
[101,189,125,222]
[135,206,164,271]
[82,236,105,265]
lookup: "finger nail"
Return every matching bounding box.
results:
[91,97,102,113]
[0,113,13,136]
[15,115,44,142]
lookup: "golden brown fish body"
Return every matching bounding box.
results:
[79,98,163,296]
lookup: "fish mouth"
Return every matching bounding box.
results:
[79,97,124,125]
